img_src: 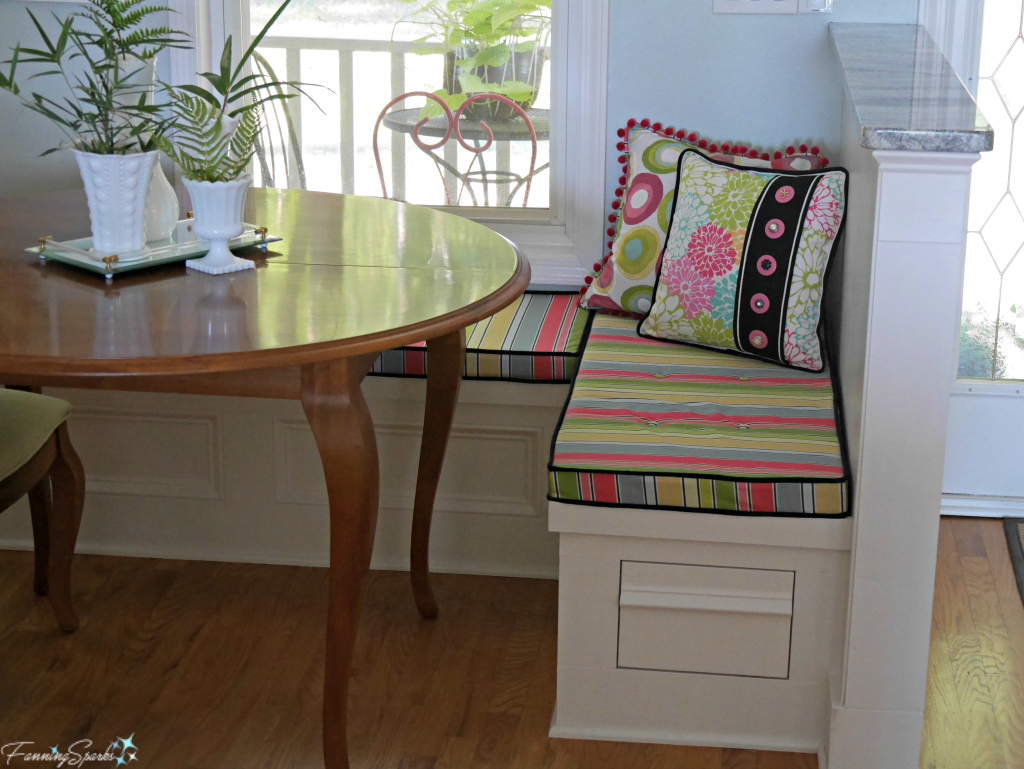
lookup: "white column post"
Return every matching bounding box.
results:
[827,148,980,769]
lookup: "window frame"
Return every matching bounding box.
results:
[166,0,608,284]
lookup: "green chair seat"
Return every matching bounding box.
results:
[0,389,72,480]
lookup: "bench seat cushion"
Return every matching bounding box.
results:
[548,315,851,517]
[371,291,592,383]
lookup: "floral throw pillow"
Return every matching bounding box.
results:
[638,150,848,372]
[581,120,829,316]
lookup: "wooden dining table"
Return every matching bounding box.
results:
[0,187,530,769]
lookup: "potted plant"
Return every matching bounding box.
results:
[0,0,188,254]
[156,0,307,274]
[396,0,551,122]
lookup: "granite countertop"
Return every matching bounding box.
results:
[829,23,993,153]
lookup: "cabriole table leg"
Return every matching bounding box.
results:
[301,353,380,769]
[410,327,467,619]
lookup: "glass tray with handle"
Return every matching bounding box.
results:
[27,219,282,280]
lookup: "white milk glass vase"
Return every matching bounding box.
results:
[73,150,157,254]
[182,173,254,274]
[145,158,179,242]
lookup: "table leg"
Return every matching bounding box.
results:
[301,353,380,769]
[410,328,466,619]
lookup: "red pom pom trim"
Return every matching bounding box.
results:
[821,158,829,167]
[698,139,708,149]
[615,187,624,197]
[618,175,627,185]
[688,133,698,142]
[738,145,748,154]
[593,262,602,272]
[675,129,687,139]
[652,122,662,131]
[607,240,614,248]
[608,214,617,223]
[578,286,587,295]
[640,118,651,128]
[664,126,674,135]
[584,275,593,285]
[607,227,615,236]
[709,144,719,153]
[611,200,620,210]
[761,152,770,161]
[616,142,626,152]
[774,151,783,160]
[616,127,626,138]
[810,145,820,155]
[747,149,758,158]
[627,118,637,128]
[786,146,796,155]
[617,154,627,164]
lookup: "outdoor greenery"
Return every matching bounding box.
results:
[395,0,551,119]
[0,0,188,155]
[958,303,1024,379]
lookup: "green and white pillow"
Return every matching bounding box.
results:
[581,122,829,316]
[637,150,847,372]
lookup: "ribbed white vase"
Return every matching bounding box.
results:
[74,150,157,254]
[183,173,254,274]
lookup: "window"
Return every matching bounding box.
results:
[169,0,605,282]
[250,0,552,212]
[959,0,1024,379]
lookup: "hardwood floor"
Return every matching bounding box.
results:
[0,517,1020,768]
[922,517,1024,769]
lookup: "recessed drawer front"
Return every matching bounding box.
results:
[617,561,795,678]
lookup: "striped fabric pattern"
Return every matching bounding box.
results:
[548,314,850,517]
[371,291,591,383]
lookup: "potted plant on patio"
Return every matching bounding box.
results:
[396,0,551,121]
[156,0,308,274]
[0,0,189,254]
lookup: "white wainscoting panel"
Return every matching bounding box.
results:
[0,379,566,579]
[71,407,222,499]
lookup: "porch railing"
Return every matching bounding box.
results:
[258,35,544,205]
[259,36,450,198]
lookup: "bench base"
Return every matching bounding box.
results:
[549,501,851,754]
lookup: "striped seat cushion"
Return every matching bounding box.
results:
[371,291,592,383]
[548,315,851,517]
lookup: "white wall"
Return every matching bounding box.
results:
[605,0,919,199]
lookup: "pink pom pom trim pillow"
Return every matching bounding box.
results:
[581,120,830,316]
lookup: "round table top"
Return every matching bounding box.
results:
[0,188,529,377]
[382,108,550,142]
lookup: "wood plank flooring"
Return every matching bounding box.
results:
[922,517,1024,769]
[0,517,1020,768]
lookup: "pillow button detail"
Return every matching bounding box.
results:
[775,185,795,203]
[749,331,768,349]
[757,255,777,276]
[751,294,770,313]
[766,219,785,239]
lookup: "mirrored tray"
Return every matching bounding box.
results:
[27,220,282,279]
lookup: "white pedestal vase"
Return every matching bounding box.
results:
[73,150,157,254]
[145,158,179,242]
[183,174,255,275]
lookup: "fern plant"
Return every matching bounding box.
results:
[0,0,188,155]
[157,0,314,183]
[156,89,261,182]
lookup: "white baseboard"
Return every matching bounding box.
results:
[548,713,820,755]
[940,493,1024,518]
[0,534,558,580]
